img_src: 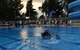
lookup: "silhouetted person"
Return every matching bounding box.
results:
[41,29,60,39]
[41,29,51,38]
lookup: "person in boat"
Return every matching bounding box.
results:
[41,29,60,39]
[41,29,51,38]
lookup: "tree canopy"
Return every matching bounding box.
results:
[25,0,38,20]
[0,0,23,20]
[39,0,67,18]
[39,15,45,19]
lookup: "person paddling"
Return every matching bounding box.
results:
[41,29,60,39]
[41,29,51,38]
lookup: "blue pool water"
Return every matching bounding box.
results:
[0,26,80,50]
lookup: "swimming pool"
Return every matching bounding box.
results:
[0,26,80,50]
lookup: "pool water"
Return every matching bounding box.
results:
[0,26,80,50]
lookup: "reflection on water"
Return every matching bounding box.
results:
[34,26,43,37]
[17,26,75,50]
[20,28,28,42]
[19,27,45,50]
[34,26,43,50]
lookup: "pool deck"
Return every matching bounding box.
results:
[0,23,80,28]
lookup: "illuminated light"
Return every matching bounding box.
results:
[62,9,67,14]
[59,3,62,6]
[34,27,43,37]
[20,28,28,40]
[26,17,29,19]
[59,15,61,17]
[62,9,65,12]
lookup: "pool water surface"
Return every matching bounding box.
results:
[0,26,80,50]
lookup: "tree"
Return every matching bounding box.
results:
[68,0,76,3]
[25,0,38,20]
[40,0,67,18]
[0,0,8,17]
[39,0,57,18]
[0,0,23,20]
[39,15,45,20]
[7,0,23,19]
